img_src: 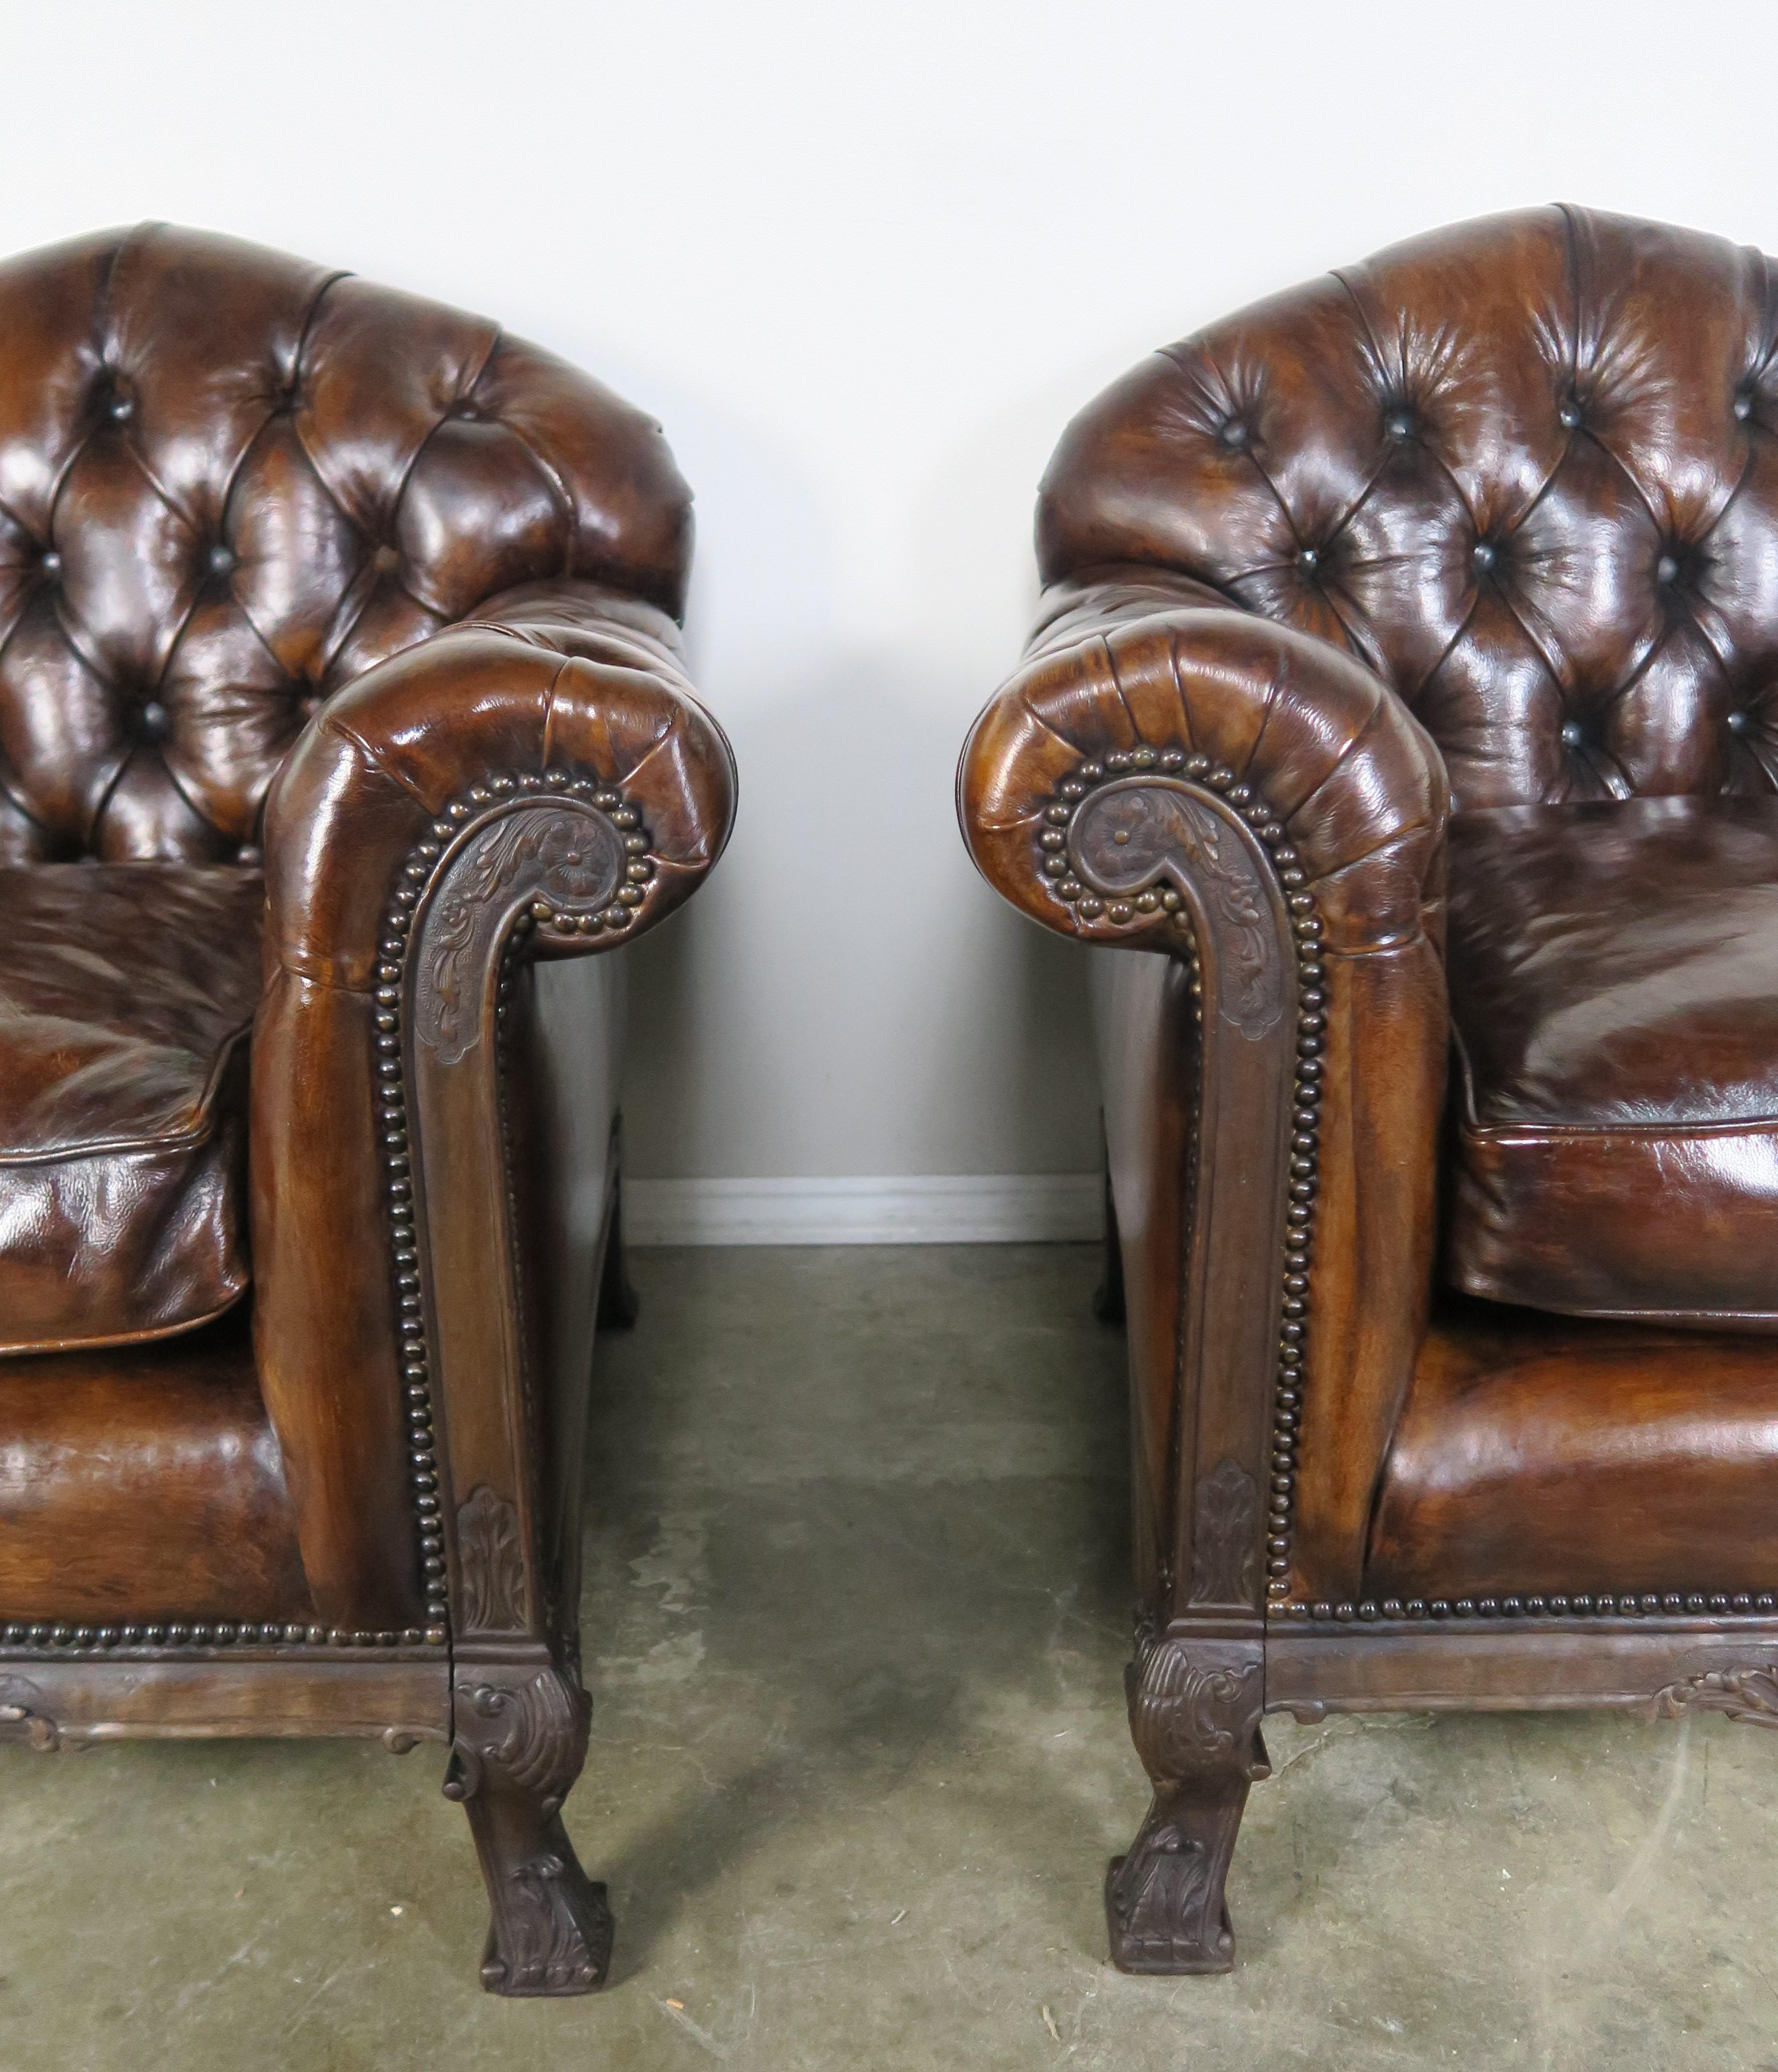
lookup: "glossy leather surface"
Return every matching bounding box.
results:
[961,572,1449,1597]
[1038,205,1778,815]
[0,224,690,863]
[960,205,1778,1606]
[0,226,734,1635]
[254,580,734,1621]
[0,863,259,1352]
[1447,798,1778,1324]
[0,1312,309,1619]
[1369,1297,1778,1600]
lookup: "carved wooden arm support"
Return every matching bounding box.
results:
[252,588,736,1634]
[959,571,1449,1614]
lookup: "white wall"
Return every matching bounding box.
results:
[4,0,1772,1198]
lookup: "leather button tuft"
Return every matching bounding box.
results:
[1560,719,1584,748]
[1218,419,1248,449]
[138,700,169,740]
[39,550,60,576]
[1383,408,1415,441]
[1728,709,1750,734]
[1735,391,1755,422]
[1656,553,1679,585]
[372,544,400,574]
[1472,541,1497,575]
[1296,546,1319,574]
[208,543,235,575]
[108,393,134,423]
[1558,398,1582,430]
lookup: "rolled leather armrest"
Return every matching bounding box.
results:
[252,581,735,1624]
[958,566,1451,1599]
[960,567,1447,957]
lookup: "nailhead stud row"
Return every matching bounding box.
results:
[1043,756,1778,1630]
[377,768,649,1643]
[0,767,648,1660]
[1041,748,1321,1609]
[0,1623,429,1651]
[1280,1592,1778,1623]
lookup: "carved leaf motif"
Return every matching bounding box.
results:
[414,805,625,1065]
[1188,1456,1260,1608]
[502,1853,605,1992]
[458,1484,527,1634]
[1127,1636,1266,1782]
[1648,1666,1778,1729]
[1105,1816,1218,1964]
[1069,781,1283,1037]
[450,1667,591,1808]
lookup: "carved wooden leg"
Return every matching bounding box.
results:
[1105,1631,1268,1974]
[597,1174,641,1330]
[443,1654,613,1996]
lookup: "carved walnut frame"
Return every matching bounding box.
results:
[0,768,658,2000]
[1047,746,1778,1977]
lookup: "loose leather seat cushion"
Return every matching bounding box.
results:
[0,863,260,1353]
[1369,1297,1778,1601]
[1445,796,1778,1326]
[0,1311,308,1618]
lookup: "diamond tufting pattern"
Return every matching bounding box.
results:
[0,223,691,862]
[1037,205,1778,810]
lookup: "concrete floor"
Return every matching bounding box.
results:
[1,1246,1774,2070]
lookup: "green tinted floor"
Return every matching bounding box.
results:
[0,1246,1773,2070]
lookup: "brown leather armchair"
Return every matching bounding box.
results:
[0,225,734,1994]
[960,205,1778,1973]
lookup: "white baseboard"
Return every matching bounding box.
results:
[624,1174,1102,1246]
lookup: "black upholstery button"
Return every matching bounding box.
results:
[1558,398,1582,430]
[1735,391,1755,422]
[1728,709,1750,734]
[39,550,60,575]
[1560,719,1583,748]
[109,394,134,423]
[1656,553,1679,585]
[1219,419,1248,448]
[1383,408,1415,440]
[1296,546,1319,574]
[208,543,235,575]
[1472,541,1497,574]
[138,700,169,740]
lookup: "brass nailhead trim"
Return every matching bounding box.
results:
[1045,747,1318,1607]
[0,768,650,1661]
[1043,749,1773,1628]
[0,1623,428,1653]
[380,769,647,1642]
[1280,1593,1778,1624]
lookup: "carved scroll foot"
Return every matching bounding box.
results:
[1106,1762,1260,1974]
[1106,1631,1267,1975]
[444,1658,611,1996]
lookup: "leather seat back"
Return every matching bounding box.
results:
[0,223,692,864]
[1037,205,1778,813]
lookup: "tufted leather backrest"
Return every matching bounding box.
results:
[1038,206,1778,811]
[0,224,691,862]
